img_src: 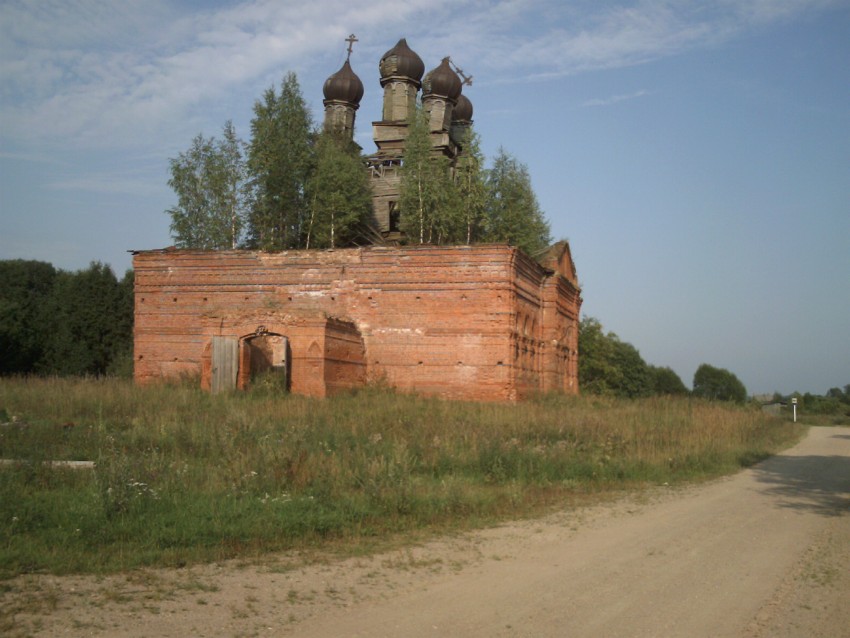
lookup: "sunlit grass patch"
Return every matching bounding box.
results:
[0,377,803,576]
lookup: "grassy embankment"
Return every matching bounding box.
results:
[0,377,803,577]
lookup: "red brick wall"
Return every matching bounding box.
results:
[323,317,367,395]
[133,244,581,401]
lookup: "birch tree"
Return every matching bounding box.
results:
[246,72,314,249]
[305,132,373,249]
[398,105,458,244]
[166,121,247,249]
[453,128,487,244]
[483,148,551,256]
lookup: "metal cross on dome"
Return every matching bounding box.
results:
[447,57,473,87]
[345,34,358,60]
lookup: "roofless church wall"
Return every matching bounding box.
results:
[133,38,582,401]
[133,244,581,401]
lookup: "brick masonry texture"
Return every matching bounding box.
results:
[133,243,581,402]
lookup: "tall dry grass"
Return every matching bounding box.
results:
[0,377,802,576]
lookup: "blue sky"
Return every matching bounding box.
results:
[1,0,848,395]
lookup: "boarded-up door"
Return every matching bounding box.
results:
[211,336,238,393]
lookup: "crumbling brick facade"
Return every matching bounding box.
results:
[133,243,581,401]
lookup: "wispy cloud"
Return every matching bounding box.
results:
[47,172,164,197]
[581,89,650,108]
[0,0,843,152]
[427,0,846,83]
[1,0,448,149]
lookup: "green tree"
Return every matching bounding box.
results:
[578,317,651,398]
[305,132,373,249]
[399,104,459,244]
[218,122,249,247]
[107,269,135,377]
[483,148,551,256]
[166,121,248,249]
[648,365,689,396]
[40,263,131,376]
[453,128,487,244]
[826,386,849,404]
[246,72,314,250]
[692,364,747,403]
[578,317,619,395]
[0,260,57,374]
[610,339,652,398]
[796,391,844,415]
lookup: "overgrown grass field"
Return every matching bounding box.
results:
[0,377,802,578]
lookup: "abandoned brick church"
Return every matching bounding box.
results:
[133,38,582,402]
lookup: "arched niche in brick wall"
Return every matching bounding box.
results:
[199,314,366,397]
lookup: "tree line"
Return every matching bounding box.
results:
[775,386,850,416]
[579,317,847,410]
[0,260,133,377]
[3,266,842,410]
[578,316,749,403]
[167,72,551,257]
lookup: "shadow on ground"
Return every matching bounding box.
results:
[751,434,850,518]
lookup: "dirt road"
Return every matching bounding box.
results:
[4,426,849,637]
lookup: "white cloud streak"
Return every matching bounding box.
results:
[47,172,164,197]
[0,0,843,152]
[581,89,650,108]
[1,0,449,149]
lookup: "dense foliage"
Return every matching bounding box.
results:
[0,260,56,374]
[305,131,374,248]
[396,108,550,253]
[577,317,766,404]
[692,363,748,404]
[779,385,850,415]
[481,148,551,256]
[454,128,488,245]
[0,260,133,377]
[578,317,654,398]
[398,105,460,244]
[167,121,247,249]
[246,72,314,250]
[648,365,690,396]
[166,71,551,256]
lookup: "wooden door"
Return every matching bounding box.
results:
[211,336,238,393]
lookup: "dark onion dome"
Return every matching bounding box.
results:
[379,38,425,84]
[323,59,364,105]
[422,57,462,101]
[453,93,473,121]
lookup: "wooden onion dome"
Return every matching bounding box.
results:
[422,58,462,101]
[323,59,364,106]
[453,94,473,123]
[379,38,425,87]
[322,58,364,138]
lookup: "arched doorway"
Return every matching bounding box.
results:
[242,332,290,392]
